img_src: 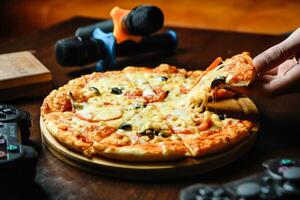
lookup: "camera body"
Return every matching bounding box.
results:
[0,104,37,182]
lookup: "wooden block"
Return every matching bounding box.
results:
[0,51,52,101]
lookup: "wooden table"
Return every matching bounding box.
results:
[1,17,300,200]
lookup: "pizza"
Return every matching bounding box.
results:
[41,52,258,161]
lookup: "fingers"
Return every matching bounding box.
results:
[229,83,270,97]
[277,59,297,76]
[253,28,300,73]
[264,59,297,77]
[247,63,300,97]
[258,75,276,82]
[265,67,278,75]
[264,63,300,94]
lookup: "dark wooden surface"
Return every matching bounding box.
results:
[1,17,300,200]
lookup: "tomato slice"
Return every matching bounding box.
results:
[100,126,116,137]
[213,88,236,99]
[124,89,143,99]
[207,57,223,71]
[174,129,194,134]
[197,121,212,131]
[143,87,168,103]
[179,87,190,94]
[198,57,223,82]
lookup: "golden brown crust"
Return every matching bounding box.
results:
[93,140,189,161]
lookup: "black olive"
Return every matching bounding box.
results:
[119,123,132,130]
[217,64,224,70]
[68,91,75,101]
[68,91,80,110]
[161,76,168,81]
[159,131,170,137]
[111,87,122,95]
[139,129,156,139]
[211,76,226,88]
[89,87,101,95]
[153,130,160,136]
[218,113,227,120]
[166,90,170,97]
[145,129,154,139]
[133,104,142,109]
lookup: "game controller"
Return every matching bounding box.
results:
[0,104,37,182]
[180,158,300,200]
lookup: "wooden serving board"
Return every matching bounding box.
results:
[40,97,259,180]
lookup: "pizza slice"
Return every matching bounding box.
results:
[183,52,257,110]
[179,111,254,157]
[155,100,255,157]
[42,111,116,157]
[93,105,190,161]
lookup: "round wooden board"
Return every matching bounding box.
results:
[40,97,259,180]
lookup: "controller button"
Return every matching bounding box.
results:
[195,195,206,200]
[0,151,6,159]
[282,182,299,193]
[0,122,3,127]
[260,186,270,194]
[213,188,225,196]
[236,182,260,198]
[7,144,20,152]
[283,167,300,181]
[279,166,290,173]
[198,187,213,196]
[280,159,296,167]
[211,197,222,200]
[3,108,13,114]
[262,176,272,184]
[0,138,6,145]
[0,112,6,119]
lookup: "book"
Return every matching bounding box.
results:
[0,51,52,101]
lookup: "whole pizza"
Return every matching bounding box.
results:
[41,52,258,161]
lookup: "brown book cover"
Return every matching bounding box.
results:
[0,51,53,101]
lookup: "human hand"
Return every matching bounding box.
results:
[244,28,300,97]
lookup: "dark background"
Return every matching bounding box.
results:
[1,0,300,41]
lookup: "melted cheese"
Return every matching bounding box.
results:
[183,64,230,111]
[127,105,169,134]
[85,74,135,94]
[156,102,199,134]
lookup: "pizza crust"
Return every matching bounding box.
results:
[93,140,189,161]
